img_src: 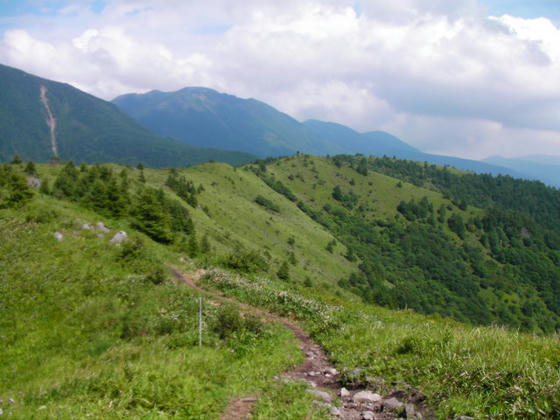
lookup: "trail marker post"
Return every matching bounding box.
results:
[198,296,202,347]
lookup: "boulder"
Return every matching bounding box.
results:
[362,411,375,420]
[27,177,41,188]
[306,389,332,403]
[96,222,110,233]
[54,232,63,241]
[353,391,382,404]
[383,397,405,416]
[110,231,128,243]
[340,387,350,398]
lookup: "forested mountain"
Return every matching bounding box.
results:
[249,154,560,332]
[113,86,526,178]
[113,87,336,157]
[0,64,254,167]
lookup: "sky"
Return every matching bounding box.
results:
[1,0,560,159]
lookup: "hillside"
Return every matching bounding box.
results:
[112,87,336,157]
[113,87,525,179]
[2,157,560,418]
[0,64,254,167]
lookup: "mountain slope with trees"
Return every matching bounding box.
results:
[2,157,560,418]
[0,64,254,167]
[113,86,525,179]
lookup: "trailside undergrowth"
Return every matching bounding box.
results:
[199,268,560,419]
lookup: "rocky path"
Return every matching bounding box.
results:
[169,266,428,420]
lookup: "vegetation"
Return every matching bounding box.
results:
[201,269,560,419]
[2,156,560,419]
[256,154,560,333]
[0,64,255,167]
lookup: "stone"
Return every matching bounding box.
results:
[405,404,416,418]
[54,232,63,241]
[362,411,375,420]
[27,177,41,188]
[325,367,338,375]
[110,231,128,243]
[81,223,93,230]
[96,222,110,233]
[353,391,382,404]
[330,406,341,417]
[98,234,105,239]
[383,397,405,416]
[453,417,475,420]
[306,389,332,403]
[340,387,350,398]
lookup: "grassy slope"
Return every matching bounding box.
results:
[200,268,560,419]
[144,162,357,290]
[3,160,560,419]
[0,180,328,418]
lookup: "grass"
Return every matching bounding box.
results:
[144,162,358,287]
[199,268,560,419]
[3,160,560,419]
[0,196,312,419]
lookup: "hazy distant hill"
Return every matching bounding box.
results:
[0,64,254,167]
[484,155,560,187]
[303,119,524,177]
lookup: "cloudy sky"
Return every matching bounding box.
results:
[1,0,560,159]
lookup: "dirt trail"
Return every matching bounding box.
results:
[169,266,427,420]
[40,85,58,157]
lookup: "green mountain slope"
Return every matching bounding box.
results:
[248,154,560,332]
[113,87,337,157]
[2,159,560,418]
[113,87,525,179]
[0,64,255,167]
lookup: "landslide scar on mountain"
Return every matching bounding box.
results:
[40,85,58,157]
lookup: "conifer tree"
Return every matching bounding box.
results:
[24,161,37,176]
[277,261,290,281]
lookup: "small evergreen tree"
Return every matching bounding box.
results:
[10,155,22,164]
[187,233,199,257]
[277,261,290,281]
[200,234,211,254]
[39,178,50,195]
[24,161,37,176]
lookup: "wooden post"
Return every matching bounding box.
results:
[198,296,202,347]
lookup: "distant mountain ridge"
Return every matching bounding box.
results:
[484,156,560,187]
[113,87,526,179]
[0,64,254,167]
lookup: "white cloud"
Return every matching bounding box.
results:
[1,0,560,158]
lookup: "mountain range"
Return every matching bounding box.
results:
[112,87,531,179]
[0,64,254,167]
[1,62,559,186]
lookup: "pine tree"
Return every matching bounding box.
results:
[188,232,199,257]
[131,188,173,243]
[277,261,290,281]
[24,161,37,176]
[200,234,211,254]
